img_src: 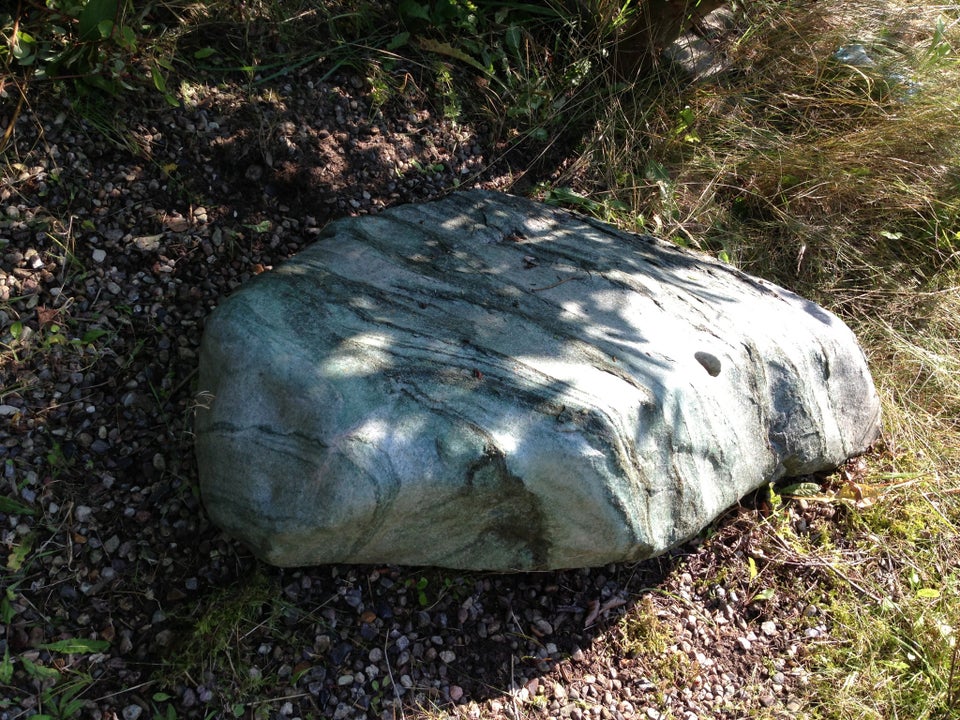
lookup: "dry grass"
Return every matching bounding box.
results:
[535,2,960,716]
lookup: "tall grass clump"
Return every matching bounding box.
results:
[531,2,960,717]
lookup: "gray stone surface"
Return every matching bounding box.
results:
[195,190,881,570]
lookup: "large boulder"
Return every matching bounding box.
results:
[195,190,880,570]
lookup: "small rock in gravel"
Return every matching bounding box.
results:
[761,620,777,636]
[330,642,353,664]
[439,650,456,664]
[103,535,120,555]
[92,248,106,263]
[737,637,752,651]
[449,685,464,701]
[122,705,143,720]
[533,618,554,635]
[75,505,93,523]
[134,234,163,252]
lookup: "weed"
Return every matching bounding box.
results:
[402,569,467,609]
[156,568,307,708]
[2,0,177,101]
[2,649,105,720]
[616,593,697,697]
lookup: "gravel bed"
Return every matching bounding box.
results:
[1,64,829,719]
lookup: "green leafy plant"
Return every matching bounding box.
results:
[1,0,181,133]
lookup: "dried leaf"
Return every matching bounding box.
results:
[583,599,599,627]
[36,305,59,327]
[599,596,627,615]
[836,481,879,508]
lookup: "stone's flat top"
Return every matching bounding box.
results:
[196,190,881,570]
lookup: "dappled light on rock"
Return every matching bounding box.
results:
[195,190,881,570]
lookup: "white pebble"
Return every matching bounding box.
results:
[75,505,93,523]
[92,248,106,263]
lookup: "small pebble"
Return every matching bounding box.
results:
[122,705,142,720]
[534,618,554,635]
[92,248,106,263]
